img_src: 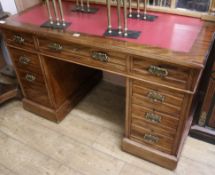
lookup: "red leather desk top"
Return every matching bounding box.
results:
[14,2,203,53]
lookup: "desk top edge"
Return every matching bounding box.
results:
[1,3,215,70]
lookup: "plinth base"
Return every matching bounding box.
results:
[71,5,98,14]
[104,29,141,39]
[122,138,178,170]
[41,21,71,30]
[128,12,158,21]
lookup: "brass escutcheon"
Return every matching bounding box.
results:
[25,74,36,82]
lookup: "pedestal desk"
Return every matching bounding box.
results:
[0,1,215,170]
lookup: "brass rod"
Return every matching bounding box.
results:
[46,0,53,24]
[76,0,80,10]
[123,0,128,36]
[76,0,79,6]
[106,0,112,33]
[80,0,84,11]
[58,0,66,26]
[117,0,122,34]
[128,0,132,17]
[143,0,147,20]
[137,0,140,18]
[52,0,60,25]
[87,0,90,11]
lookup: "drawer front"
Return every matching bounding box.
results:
[17,70,51,107]
[38,37,127,73]
[132,57,191,90]
[4,30,35,50]
[132,104,179,131]
[9,48,41,72]
[130,125,174,154]
[132,80,184,117]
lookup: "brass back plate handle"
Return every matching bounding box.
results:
[92,51,109,62]
[145,112,161,123]
[13,35,25,44]
[148,65,168,77]
[144,134,159,144]
[48,43,63,51]
[19,56,30,65]
[148,91,165,103]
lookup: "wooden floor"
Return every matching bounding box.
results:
[0,81,215,175]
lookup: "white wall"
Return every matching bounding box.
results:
[0,0,17,15]
[0,0,17,65]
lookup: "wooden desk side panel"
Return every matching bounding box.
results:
[40,55,101,108]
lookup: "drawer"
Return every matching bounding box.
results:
[38,37,127,73]
[132,117,176,138]
[132,104,179,131]
[132,80,184,116]
[17,70,51,107]
[8,48,41,72]
[131,57,191,90]
[130,125,174,154]
[4,30,35,50]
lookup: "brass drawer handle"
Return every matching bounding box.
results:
[148,91,165,103]
[145,112,161,123]
[19,56,30,65]
[92,51,109,62]
[25,74,36,82]
[13,35,25,44]
[48,43,63,51]
[148,65,168,77]
[144,134,159,144]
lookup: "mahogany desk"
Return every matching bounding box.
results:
[0,1,215,170]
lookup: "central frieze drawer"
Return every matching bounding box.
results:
[37,37,127,73]
[132,57,192,90]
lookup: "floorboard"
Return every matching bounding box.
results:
[0,81,214,175]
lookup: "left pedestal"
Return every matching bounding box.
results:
[4,30,101,123]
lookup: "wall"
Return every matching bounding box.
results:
[14,0,41,12]
[0,0,17,15]
[0,0,17,65]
